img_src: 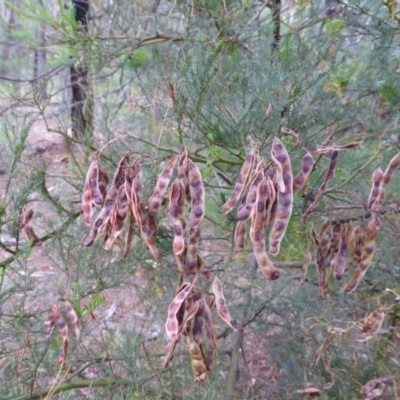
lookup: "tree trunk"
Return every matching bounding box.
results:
[271,0,281,52]
[33,0,47,100]
[70,0,92,138]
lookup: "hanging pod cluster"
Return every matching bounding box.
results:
[82,148,240,381]
[223,137,314,280]
[304,153,400,298]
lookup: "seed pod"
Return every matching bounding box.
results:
[165,282,194,340]
[169,179,186,257]
[47,304,69,364]
[367,167,384,209]
[344,221,377,293]
[222,148,255,214]
[264,176,276,228]
[112,151,131,188]
[187,227,201,271]
[122,211,136,258]
[281,127,300,146]
[87,159,104,207]
[65,301,79,340]
[212,277,241,331]
[197,255,214,284]
[84,186,118,246]
[250,178,269,247]
[201,299,218,370]
[188,337,207,382]
[329,222,341,257]
[192,302,206,344]
[104,185,129,250]
[357,307,385,342]
[302,151,339,220]
[234,221,247,251]
[266,103,274,119]
[331,225,347,280]
[163,338,178,368]
[300,241,314,285]
[269,137,293,255]
[20,208,42,246]
[383,153,400,185]
[98,167,109,204]
[187,159,205,234]
[348,225,365,262]
[130,162,144,228]
[371,181,385,228]
[147,155,178,216]
[82,163,95,225]
[293,152,314,192]
[178,147,191,203]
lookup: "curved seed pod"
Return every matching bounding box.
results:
[112,151,131,188]
[344,221,377,293]
[188,338,207,382]
[222,148,255,214]
[165,282,194,340]
[147,155,178,215]
[383,153,400,185]
[84,186,118,247]
[270,151,285,193]
[65,301,79,340]
[187,159,205,234]
[87,160,104,207]
[319,219,331,238]
[266,103,274,119]
[269,137,293,255]
[234,221,247,251]
[371,182,385,228]
[302,151,339,220]
[332,225,348,280]
[163,339,178,368]
[307,142,362,153]
[48,304,69,364]
[104,186,129,250]
[212,277,241,331]
[281,127,300,146]
[368,167,384,209]
[82,167,93,226]
[357,307,385,342]
[293,152,314,192]
[201,299,218,370]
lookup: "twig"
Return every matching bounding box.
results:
[226,330,244,393]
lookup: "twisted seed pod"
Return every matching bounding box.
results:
[345,221,377,293]
[307,142,362,153]
[65,301,79,340]
[367,167,384,209]
[383,153,400,185]
[48,304,69,364]
[112,152,131,188]
[87,159,104,207]
[212,277,240,331]
[165,282,194,340]
[332,225,348,281]
[83,186,118,247]
[98,167,109,204]
[234,220,247,251]
[201,299,218,370]
[357,307,385,342]
[269,137,293,255]
[302,151,339,220]
[293,152,314,192]
[104,185,129,250]
[222,148,255,214]
[20,208,42,246]
[188,337,207,382]
[82,167,93,226]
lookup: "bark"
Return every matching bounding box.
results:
[70,0,92,138]
[271,0,281,52]
[33,0,47,100]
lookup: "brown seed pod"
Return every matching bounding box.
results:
[269,137,293,255]
[98,167,109,204]
[112,151,131,188]
[47,304,69,364]
[302,151,339,220]
[165,282,195,340]
[293,152,314,192]
[83,186,118,247]
[344,221,377,293]
[122,211,136,258]
[281,127,300,146]
[87,159,104,207]
[187,227,201,271]
[178,147,191,203]
[65,301,79,340]
[348,225,365,262]
[234,220,247,251]
[82,163,94,225]
[211,277,241,331]
[383,153,400,185]
[201,299,218,370]
[357,307,385,342]
[187,159,205,234]
[20,208,42,246]
[367,167,384,209]
[222,148,255,214]
[300,241,314,286]
[331,224,348,281]
[188,337,207,382]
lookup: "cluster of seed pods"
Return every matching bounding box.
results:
[223,137,311,280]
[19,207,42,246]
[304,153,400,297]
[44,302,79,364]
